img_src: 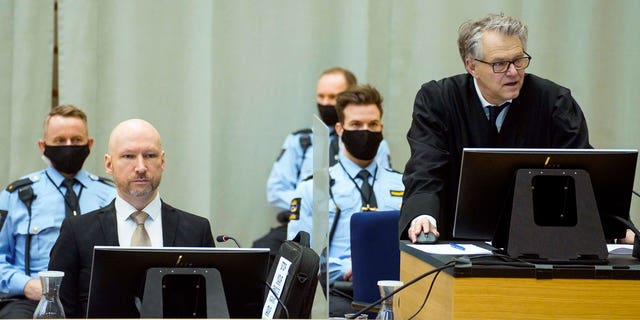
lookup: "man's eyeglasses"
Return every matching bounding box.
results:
[474,52,532,73]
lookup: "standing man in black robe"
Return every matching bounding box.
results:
[400,13,594,242]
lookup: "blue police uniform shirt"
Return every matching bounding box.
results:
[0,166,116,295]
[266,128,392,211]
[286,152,404,284]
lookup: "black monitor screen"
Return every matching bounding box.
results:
[87,246,270,318]
[453,148,638,241]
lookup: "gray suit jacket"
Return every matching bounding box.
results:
[48,200,214,318]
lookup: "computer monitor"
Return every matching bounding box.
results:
[86,246,270,319]
[453,148,638,242]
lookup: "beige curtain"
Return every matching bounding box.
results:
[0,0,53,181]
[2,0,639,253]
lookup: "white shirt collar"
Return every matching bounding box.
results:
[338,152,377,179]
[115,193,162,222]
[473,77,512,107]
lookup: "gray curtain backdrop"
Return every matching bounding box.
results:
[2,0,639,248]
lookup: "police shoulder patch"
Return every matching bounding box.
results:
[5,178,34,193]
[288,197,301,221]
[389,190,404,197]
[385,167,402,174]
[91,175,116,187]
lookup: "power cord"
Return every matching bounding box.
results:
[406,266,444,320]
[406,254,538,319]
[263,280,290,319]
[347,253,536,319]
[346,258,463,319]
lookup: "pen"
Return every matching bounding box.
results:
[449,242,466,251]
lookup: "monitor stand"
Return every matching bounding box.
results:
[503,168,608,264]
[140,267,229,318]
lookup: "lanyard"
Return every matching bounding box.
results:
[337,160,378,211]
[45,171,84,216]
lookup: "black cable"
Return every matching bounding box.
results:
[404,255,530,320]
[330,285,353,300]
[263,280,290,319]
[633,190,640,198]
[346,260,457,319]
[408,254,535,320]
[407,267,444,320]
[346,253,535,320]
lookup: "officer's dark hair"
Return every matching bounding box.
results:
[43,104,89,135]
[320,67,357,88]
[335,84,383,123]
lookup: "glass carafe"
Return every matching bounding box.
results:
[375,280,403,320]
[33,271,65,319]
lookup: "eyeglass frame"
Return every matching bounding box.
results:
[473,52,532,73]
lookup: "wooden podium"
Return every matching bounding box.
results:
[398,242,640,320]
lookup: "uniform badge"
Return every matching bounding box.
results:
[389,190,404,197]
[288,197,301,220]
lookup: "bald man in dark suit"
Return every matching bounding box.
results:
[49,119,214,318]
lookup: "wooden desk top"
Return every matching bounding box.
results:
[399,241,640,319]
[400,241,640,280]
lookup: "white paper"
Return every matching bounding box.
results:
[408,243,493,255]
[607,244,633,255]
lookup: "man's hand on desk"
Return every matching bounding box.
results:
[408,215,439,243]
[617,229,636,244]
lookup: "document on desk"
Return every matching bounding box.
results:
[408,243,493,255]
[607,244,633,255]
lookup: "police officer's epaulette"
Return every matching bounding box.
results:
[5,178,34,193]
[302,174,314,182]
[91,175,116,187]
[385,167,403,174]
[293,128,312,135]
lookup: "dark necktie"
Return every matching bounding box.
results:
[62,178,80,217]
[357,170,377,210]
[329,132,339,166]
[130,211,151,246]
[488,102,511,129]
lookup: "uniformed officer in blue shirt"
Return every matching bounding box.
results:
[285,85,403,317]
[256,68,392,264]
[266,67,392,212]
[0,105,116,319]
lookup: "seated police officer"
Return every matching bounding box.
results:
[286,85,404,316]
[0,105,115,319]
[256,68,392,259]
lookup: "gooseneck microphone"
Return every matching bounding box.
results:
[216,234,242,248]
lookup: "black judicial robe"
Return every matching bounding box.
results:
[399,73,591,240]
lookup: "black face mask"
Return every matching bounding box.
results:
[317,103,339,127]
[43,144,90,175]
[341,129,383,161]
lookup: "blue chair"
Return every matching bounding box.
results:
[350,210,400,309]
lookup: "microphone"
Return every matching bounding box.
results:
[216,234,241,248]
